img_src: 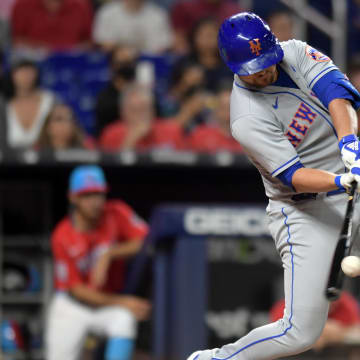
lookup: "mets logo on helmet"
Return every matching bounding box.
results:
[305,45,330,62]
[249,38,262,56]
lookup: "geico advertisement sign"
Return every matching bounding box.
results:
[206,308,268,339]
[184,208,269,236]
[207,237,279,264]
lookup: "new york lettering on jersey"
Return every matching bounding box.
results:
[284,102,317,147]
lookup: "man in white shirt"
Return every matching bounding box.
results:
[93,0,173,54]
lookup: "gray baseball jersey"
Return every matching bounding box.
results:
[231,40,344,205]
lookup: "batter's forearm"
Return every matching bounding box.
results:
[292,167,338,193]
[329,98,358,140]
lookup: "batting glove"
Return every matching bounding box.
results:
[186,349,219,360]
[350,166,360,187]
[339,134,360,169]
[335,170,360,192]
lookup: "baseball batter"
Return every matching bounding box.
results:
[188,12,360,360]
[45,165,151,360]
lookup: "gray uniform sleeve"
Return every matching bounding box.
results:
[291,40,338,88]
[231,115,299,177]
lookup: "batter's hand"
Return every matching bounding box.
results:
[186,349,219,360]
[336,170,360,192]
[339,134,360,169]
[117,295,151,321]
[350,165,360,187]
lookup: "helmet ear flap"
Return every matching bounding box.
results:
[218,12,284,76]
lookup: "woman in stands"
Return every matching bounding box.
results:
[36,103,95,151]
[4,59,54,149]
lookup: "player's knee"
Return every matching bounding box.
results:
[280,311,324,354]
[288,319,324,353]
[106,308,137,339]
[293,329,321,352]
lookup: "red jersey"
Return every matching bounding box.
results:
[270,292,360,327]
[52,200,148,293]
[187,124,244,153]
[99,119,185,152]
[11,0,92,50]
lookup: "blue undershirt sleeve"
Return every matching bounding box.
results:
[276,160,304,189]
[312,70,360,110]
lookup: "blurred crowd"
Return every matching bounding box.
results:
[0,0,359,155]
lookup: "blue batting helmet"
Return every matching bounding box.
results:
[218,12,284,76]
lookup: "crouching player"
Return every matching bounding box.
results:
[45,165,151,360]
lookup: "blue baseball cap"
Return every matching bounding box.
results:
[69,165,108,195]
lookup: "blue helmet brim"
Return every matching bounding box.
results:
[227,43,284,76]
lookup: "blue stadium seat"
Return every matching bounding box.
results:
[36,51,176,134]
[40,51,110,134]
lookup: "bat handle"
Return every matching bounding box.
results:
[349,181,357,197]
[325,183,357,301]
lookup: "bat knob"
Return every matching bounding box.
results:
[325,287,341,301]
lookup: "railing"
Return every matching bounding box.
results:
[280,0,348,71]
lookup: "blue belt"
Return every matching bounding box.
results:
[291,188,346,202]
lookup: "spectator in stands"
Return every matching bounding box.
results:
[170,0,243,54]
[172,84,212,132]
[270,291,360,351]
[267,10,294,42]
[174,17,233,93]
[95,45,138,136]
[93,0,173,54]
[158,59,205,118]
[11,0,93,51]
[100,85,185,151]
[187,88,243,153]
[36,103,95,151]
[4,59,55,149]
[162,60,228,132]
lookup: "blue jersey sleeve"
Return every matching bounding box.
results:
[312,70,360,110]
[277,161,304,189]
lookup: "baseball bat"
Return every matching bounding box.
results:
[325,181,357,301]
